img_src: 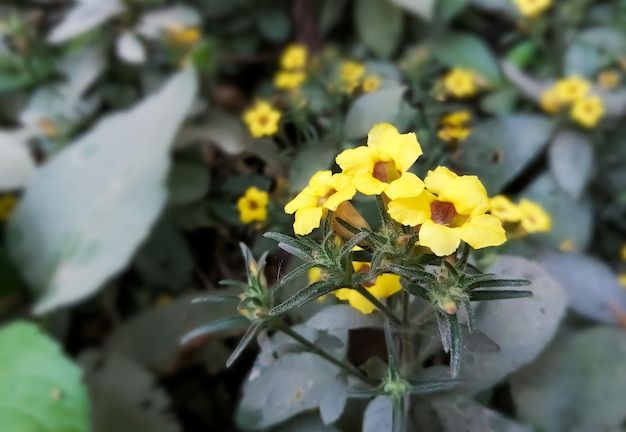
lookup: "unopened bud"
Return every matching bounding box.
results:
[440,299,457,315]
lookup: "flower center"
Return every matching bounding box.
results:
[430,201,457,226]
[248,200,259,210]
[372,161,401,183]
[258,115,269,126]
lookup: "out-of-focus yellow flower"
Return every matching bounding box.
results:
[308,267,323,285]
[237,187,269,224]
[0,195,17,222]
[280,44,307,70]
[336,123,424,198]
[442,111,471,126]
[489,195,523,222]
[340,60,366,93]
[166,25,201,46]
[443,68,477,98]
[512,0,551,17]
[518,199,551,233]
[571,95,604,128]
[555,76,591,103]
[559,239,575,252]
[618,273,626,288]
[438,126,471,142]
[388,166,506,256]
[540,87,563,113]
[620,244,626,262]
[334,262,401,314]
[243,100,281,137]
[37,118,58,138]
[597,70,620,90]
[362,75,381,93]
[274,70,307,89]
[284,170,357,235]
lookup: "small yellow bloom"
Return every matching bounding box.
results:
[280,44,307,70]
[517,199,551,233]
[443,68,477,98]
[334,262,401,314]
[243,100,281,137]
[340,60,366,93]
[308,267,324,285]
[597,70,620,90]
[274,70,307,89]
[555,76,591,103]
[489,195,523,222]
[619,273,626,288]
[559,239,575,252]
[237,187,269,224]
[336,123,424,198]
[540,87,563,113]
[441,111,471,126]
[571,95,604,128]
[619,244,626,262]
[438,126,471,142]
[166,25,201,46]
[388,166,506,256]
[0,195,18,222]
[284,171,357,235]
[512,0,551,17]
[362,75,381,93]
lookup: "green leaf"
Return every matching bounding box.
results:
[270,280,341,316]
[0,129,36,191]
[227,320,263,367]
[48,0,125,44]
[505,40,538,68]
[448,313,462,377]
[264,231,315,255]
[390,0,437,20]
[256,8,291,42]
[578,27,626,57]
[458,256,567,394]
[548,131,593,201]
[363,395,393,432]
[470,290,533,301]
[466,278,531,289]
[0,321,90,432]
[564,42,599,77]
[407,376,462,394]
[181,316,251,345]
[319,0,350,35]
[344,86,407,139]
[355,0,403,58]
[288,143,337,193]
[429,31,501,83]
[479,87,518,116]
[539,251,626,325]
[511,328,626,431]
[456,114,554,194]
[167,160,210,206]
[384,263,437,283]
[306,304,379,330]
[436,0,469,22]
[7,68,198,315]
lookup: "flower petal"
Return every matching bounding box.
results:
[441,175,489,216]
[385,172,425,200]
[419,220,461,256]
[387,196,431,226]
[336,146,373,174]
[385,131,422,173]
[284,191,317,214]
[352,174,387,195]
[347,291,376,314]
[424,166,457,196]
[457,214,506,249]
[293,206,324,235]
[368,274,401,298]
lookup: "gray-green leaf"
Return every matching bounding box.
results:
[344,86,406,139]
[355,0,403,58]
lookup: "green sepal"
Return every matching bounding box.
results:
[269,279,341,316]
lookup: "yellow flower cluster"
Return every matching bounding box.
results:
[284,123,507,257]
[0,195,17,222]
[339,60,366,93]
[489,195,551,235]
[362,75,381,93]
[309,262,401,314]
[540,76,605,128]
[274,44,308,90]
[237,187,269,224]
[438,111,471,142]
[597,70,620,90]
[512,0,551,17]
[165,25,202,47]
[442,68,478,98]
[243,100,281,137]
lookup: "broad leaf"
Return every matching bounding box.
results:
[355,0,403,58]
[344,86,406,139]
[390,0,437,20]
[0,321,90,432]
[363,395,393,432]
[0,129,36,191]
[7,67,198,314]
[116,31,146,64]
[548,131,593,200]
[48,0,124,44]
[289,143,337,193]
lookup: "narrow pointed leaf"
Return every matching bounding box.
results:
[277,241,313,262]
[456,242,470,270]
[180,316,250,345]
[376,194,392,225]
[442,260,459,277]
[403,282,430,300]
[384,264,437,283]
[462,273,497,285]
[335,217,360,236]
[436,311,451,353]
[384,320,400,360]
[347,385,384,398]
[226,321,262,367]
[470,290,533,301]
[392,396,405,432]
[218,279,249,289]
[263,232,314,255]
[407,377,462,394]
[273,261,322,291]
[467,278,531,290]
[462,298,476,333]
[338,231,370,259]
[190,294,242,303]
[448,313,462,378]
[269,280,340,316]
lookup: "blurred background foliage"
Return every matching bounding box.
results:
[1,0,626,431]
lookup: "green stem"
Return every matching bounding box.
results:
[276,322,375,385]
[401,289,409,326]
[355,286,403,326]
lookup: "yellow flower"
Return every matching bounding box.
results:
[237,187,269,224]
[512,0,551,17]
[340,60,366,93]
[362,75,381,93]
[443,68,477,98]
[489,195,523,222]
[540,87,563,113]
[597,70,620,90]
[284,170,357,235]
[559,239,575,252]
[280,44,307,70]
[166,25,201,46]
[274,70,307,89]
[0,195,17,222]
[555,76,591,103]
[438,126,471,142]
[517,199,551,233]
[441,111,471,126]
[308,267,323,285]
[571,95,604,128]
[388,166,506,256]
[619,273,626,289]
[243,100,281,137]
[621,244,626,262]
[334,262,401,314]
[336,123,424,198]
